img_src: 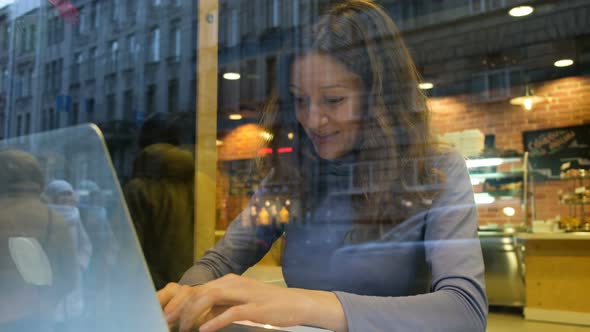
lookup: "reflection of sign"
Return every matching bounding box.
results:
[134,110,145,125]
[48,0,80,24]
[526,129,576,156]
[523,124,590,180]
[56,95,72,113]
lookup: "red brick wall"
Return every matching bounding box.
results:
[218,123,267,161]
[430,76,590,225]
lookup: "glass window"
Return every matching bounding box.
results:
[149,27,160,62]
[1,1,589,331]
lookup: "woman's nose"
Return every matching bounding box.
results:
[304,103,328,130]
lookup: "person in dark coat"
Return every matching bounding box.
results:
[124,112,195,289]
[0,149,77,332]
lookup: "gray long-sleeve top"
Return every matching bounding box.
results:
[179,151,488,331]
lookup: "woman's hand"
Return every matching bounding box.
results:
[157,274,347,332]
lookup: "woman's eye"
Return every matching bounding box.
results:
[324,96,345,105]
[294,96,308,106]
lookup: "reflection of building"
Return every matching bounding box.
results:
[0,6,10,140]
[213,0,590,228]
[3,0,198,179]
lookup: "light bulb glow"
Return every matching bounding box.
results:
[503,207,516,217]
[229,114,242,120]
[523,98,533,111]
[261,131,273,141]
[223,72,241,80]
[419,82,434,90]
[509,6,534,17]
[554,59,574,68]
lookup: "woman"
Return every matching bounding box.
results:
[159,1,487,331]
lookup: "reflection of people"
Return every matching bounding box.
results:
[77,180,117,313]
[43,180,93,321]
[0,150,76,331]
[124,112,195,289]
[159,1,487,331]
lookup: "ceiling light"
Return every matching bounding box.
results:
[554,59,574,68]
[510,85,545,111]
[229,114,242,120]
[503,207,516,217]
[509,6,534,17]
[223,72,241,80]
[419,82,434,90]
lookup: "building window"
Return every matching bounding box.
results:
[25,113,31,134]
[123,89,134,121]
[149,28,160,62]
[86,98,95,123]
[106,93,116,121]
[111,0,120,22]
[146,84,157,115]
[47,16,64,45]
[110,40,119,65]
[70,102,79,125]
[168,79,178,113]
[127,34,138,61]
[228,9,238,46]
[126,0,136,22]
[18,25,26,53]
[49,108,56,130]
[27,24,36,51]
[90,1,98,29]
[170,23,181,60]
[16,115,22,136]
[270,0,281,28]
[89,47,97,76]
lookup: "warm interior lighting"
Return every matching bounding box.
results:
[278,147,293,154]
[470,177,483,186]
[287,132,294,140]
[261,131,274,141]
[554,59,574,68]
[474,193,496,205]
[257,148,272,156]
[419,82,434,90]
[503,207,516,217]
[223,72,241,80]
[510,85,544,111]
[216,140,223,146]
[229,114,242,120]
[466,158,504,168]
[509,6,534,17]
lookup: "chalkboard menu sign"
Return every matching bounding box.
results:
[523,124,590,180]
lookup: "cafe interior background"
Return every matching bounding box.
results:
[1,0,589,330]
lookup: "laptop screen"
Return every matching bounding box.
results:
[0,124,168,332]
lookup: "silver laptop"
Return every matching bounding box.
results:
[0,124,285,332]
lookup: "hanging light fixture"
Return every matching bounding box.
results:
[510,85,544,111]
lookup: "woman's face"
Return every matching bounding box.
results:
[290,53,364,160]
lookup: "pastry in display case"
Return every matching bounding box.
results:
[557,162,590,232]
